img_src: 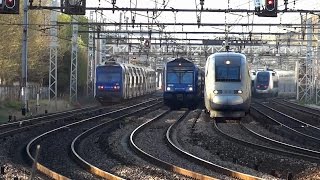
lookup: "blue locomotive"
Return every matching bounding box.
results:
[95,61,157,104]
[163,58,204,109]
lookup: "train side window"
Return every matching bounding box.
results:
[272,72,275,76]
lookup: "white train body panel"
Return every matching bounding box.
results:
[204,52,251,118]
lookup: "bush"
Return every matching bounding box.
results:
[4,101,21,110]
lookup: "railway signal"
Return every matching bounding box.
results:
[0,0,19,14]
[265,0,277,12]
[255,0,278,17]
[61,0,86,15]
[263,0,277,17]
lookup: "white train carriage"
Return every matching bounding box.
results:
[204,52,251,119]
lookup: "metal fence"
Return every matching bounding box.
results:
[0,86,48,101]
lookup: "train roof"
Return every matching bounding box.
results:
[209,52,246,58]
[98,61,154,71]
[166,57,194,65]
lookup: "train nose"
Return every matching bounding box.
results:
[210,95,244,108]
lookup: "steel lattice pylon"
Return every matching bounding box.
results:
[297,19,315,103]
[49,0,58,109]
[86,11,94,97]
[70,17,78,102]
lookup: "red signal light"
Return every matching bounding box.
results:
[265,0,276,11]
[5,0,15,8]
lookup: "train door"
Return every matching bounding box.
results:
[137,67,142,96]
[123,66,129,99]
[128,67,133,98]
[132,67,138,97]
[141,68,146,94]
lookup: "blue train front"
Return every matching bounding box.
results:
[163,58,204,109]
[95,63,124,103]
[95,61,157,104]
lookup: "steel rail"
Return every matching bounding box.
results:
[240,121,320,160]
[258,102,320,132]
[166,113,263,180]
[0,105,98,130]
[250,104,320,142]
[130,110,219,180]
[26,99,159,180]
[281,100,320,116]
[70,102,162,180]
[272,100,320,122]
[213,119,320,163]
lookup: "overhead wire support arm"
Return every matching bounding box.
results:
[79,30,320,35]
[26,5,320,13]
[57,22,318,28]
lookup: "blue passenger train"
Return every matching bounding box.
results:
[95,61,157,104]
[163,58,204,109]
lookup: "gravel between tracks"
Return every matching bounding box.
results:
[0,96,158,180]
[175,110,319,179]
[79,106,192,179]
[134,109,235,179]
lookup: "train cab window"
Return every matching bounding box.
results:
[257,72,270,83]
[215,66,240,82]
[167,72,179,83]
[96,67,121,83]
[181,73,193,84]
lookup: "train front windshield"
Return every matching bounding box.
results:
[167,72,193,84]
[214,56,241,82]
[96,66,121,83]
[257,72,270,85]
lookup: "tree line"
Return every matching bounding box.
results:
[0,1,89,98]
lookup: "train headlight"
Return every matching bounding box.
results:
[213,90,219,94]
[225,60,231,65]
[166,87,171,91]
[234,90,243,94]
[188,87,193,91]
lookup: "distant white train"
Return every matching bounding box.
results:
[254,70,279,98]
[204,52,251,119]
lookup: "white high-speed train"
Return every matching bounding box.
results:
[254,70,279,97]
[204,52,251,119]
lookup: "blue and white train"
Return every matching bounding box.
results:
[95,61,157,104]
[204,52,252,119]
[163,58,205,109]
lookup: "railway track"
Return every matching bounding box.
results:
[271,99,320,127]
[252,100,320,146]
[214,119,320,163]
[0,105,100,137]
[130,109,265,180]
[25,98,161,179]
